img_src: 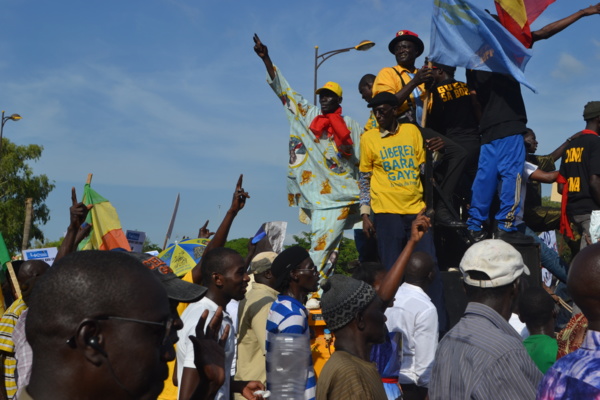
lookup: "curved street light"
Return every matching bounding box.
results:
[0,111,22,162]
[313,40,376,104]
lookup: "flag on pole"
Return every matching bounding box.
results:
[429,0,536,92]
[0,232,11,269]
[495,0,555,48]
[78,183,132,251]
[0,233,10,312]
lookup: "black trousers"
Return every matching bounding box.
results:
[419,126,468,211]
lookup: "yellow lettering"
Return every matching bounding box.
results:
[568,177,581,192]
[565,147,584,163]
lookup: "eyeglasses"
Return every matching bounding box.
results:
[373,106,394,116]
[296,266,319,276]
[67,316,174,347]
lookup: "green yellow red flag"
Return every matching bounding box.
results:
[78,183,132,251]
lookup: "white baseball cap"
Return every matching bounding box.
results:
[460,239,530,288]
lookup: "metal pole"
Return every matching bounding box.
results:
[0,111,5,162]
[313,46,319,105]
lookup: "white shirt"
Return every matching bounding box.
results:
[177,297,236,400]
[516,161,539,225]
[386,283,438,387]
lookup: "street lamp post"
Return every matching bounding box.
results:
[0,110,22,161]
[313,40,375,104]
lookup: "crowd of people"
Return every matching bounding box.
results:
[2,4,600,400]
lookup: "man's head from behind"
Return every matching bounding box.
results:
[249,251,277,288]
[321,275,385,344]
[405,252,435,288]
[568,243,600,327]
[315,82,343,114]
[584,101,600,131]
[201,247,249,302]
[26,250,174,400]
[18,259,50,304]
[358,74,376,104]
[460,239,530,320]
[518,286,556,333]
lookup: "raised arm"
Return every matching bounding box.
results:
[377,209,431,304]
[189,175,250,284]
[548,132,585,161]
[532,3,600,43]
[253,34,275,81]
[56,187,92,261]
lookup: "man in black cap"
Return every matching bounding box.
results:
[558,101,600,251]
[360,92,430,269]
[265,246,319,400]
[360,92,447,333]
[372,30,467,229]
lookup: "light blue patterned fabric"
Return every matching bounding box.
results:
[537,330,600,399]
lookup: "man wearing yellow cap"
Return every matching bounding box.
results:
[253,34,361,278]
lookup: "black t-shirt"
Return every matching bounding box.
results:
[466,70,527,144]
[429,78,480,139]
[559,132,600,216]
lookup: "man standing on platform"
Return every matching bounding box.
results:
[558,101,600,251]
[372,30,467,228]
[254,34,362,278]
[360,92,446,332]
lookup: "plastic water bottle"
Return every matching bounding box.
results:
[267,333,310,400]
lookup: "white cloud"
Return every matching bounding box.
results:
[550,53,586,80]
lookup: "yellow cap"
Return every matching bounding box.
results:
[315,81,343,97]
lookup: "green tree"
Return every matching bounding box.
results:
[143,237,162,253]
[288,232,359,276]
[225,237,250,259]
[0,138,55,253]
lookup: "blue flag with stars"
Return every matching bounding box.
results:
[429,0,536,92]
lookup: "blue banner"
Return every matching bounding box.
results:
[430,0,536,92]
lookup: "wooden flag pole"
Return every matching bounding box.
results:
[6,261,22,299]
[86,173,93,185]
[21,197,33,251]
[421,58,435,217]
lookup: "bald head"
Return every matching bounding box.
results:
[568,243,600,324]
[17,260,50,288]
[405,252,434,285]
[26,250,166,347]
[18,260,50,304]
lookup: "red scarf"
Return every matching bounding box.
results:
[556,173,574,240]
[309,107,353,150]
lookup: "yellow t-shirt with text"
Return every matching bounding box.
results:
[360,124,425,214]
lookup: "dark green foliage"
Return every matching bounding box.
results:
[0,138,55,253]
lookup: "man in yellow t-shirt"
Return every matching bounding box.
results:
[359,92,428,269]
[360,92,446,332]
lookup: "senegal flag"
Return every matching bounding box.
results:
[78,184,131,251]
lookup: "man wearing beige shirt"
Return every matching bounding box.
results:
[234,252,279,399]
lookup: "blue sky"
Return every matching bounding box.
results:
[1,0,599,248]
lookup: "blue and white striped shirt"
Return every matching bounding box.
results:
[266,294,316,400]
